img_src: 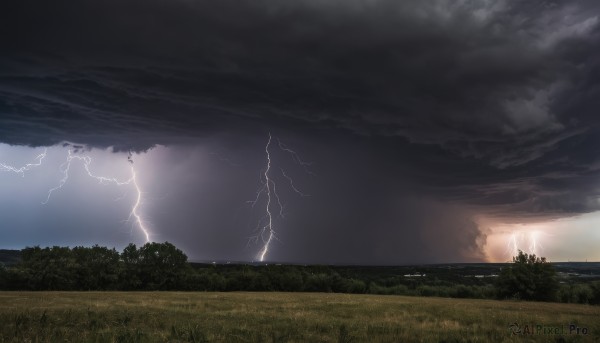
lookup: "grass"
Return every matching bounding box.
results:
[0,292,598,342]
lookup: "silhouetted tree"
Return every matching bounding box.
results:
[0,263,5,289]
[72,245,121,290]
[496,250,558,301]
[20,246,78,290]
[137,242,189,290]
[120,243,142,290]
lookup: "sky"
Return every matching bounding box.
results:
[1,0,599,264]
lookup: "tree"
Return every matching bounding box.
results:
[496,250,558,301]
[120,243,142,290]
[137,242,190,290]
[0,263,6,289]
[72,245,121,290]
[20,246,78,290]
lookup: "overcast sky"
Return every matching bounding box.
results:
[1,0,599,263]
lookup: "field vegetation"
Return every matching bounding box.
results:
[0,291,599,342]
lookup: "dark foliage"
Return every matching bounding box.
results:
[0,250,20,266]
[496,250,559,301]
[1,242,189,291]
[1,244,598,305]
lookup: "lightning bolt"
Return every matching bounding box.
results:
[129,167,150,242]
[506,232,519,258]
[1,148,47,176]
[248,133,311,262]
[528,231,541,256]
[281,168,310,197]
[43,149,151,243]
[505,230,542,259]
[277,139,316,177]
[256,133,275,262]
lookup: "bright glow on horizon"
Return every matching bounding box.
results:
[485,214,600,262]
[484,222,551,262]
[505,230,543,258]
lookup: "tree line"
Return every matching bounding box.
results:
[0,243,189,291]
[1,244,599,305]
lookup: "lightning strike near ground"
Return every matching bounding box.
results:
[506,233,519,259]
[249,133,312,262]
[129,167,150,243]
[528,231,541,256]
[257,133,275,262]
[43,149,151,243]
[505,230,542,258]
[1,149,47,176]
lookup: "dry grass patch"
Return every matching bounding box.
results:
[0,292,598,342]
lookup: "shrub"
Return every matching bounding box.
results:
[496,250,558,301]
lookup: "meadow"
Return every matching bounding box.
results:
[0,292,598,342]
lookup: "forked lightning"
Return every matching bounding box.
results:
[43,149,151,242]
[2,147,150,243]
[506,230,541,258]
[249,133,312,262]
[1,148,47,176]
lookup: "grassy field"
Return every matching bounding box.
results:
[0,292,598,342]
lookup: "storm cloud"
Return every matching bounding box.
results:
[1,0,600,262]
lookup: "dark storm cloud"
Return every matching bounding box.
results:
[1,0,600,262]
[141,138,487,264]
[1,0,598,155]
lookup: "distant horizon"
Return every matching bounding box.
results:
[3,245,599,267]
